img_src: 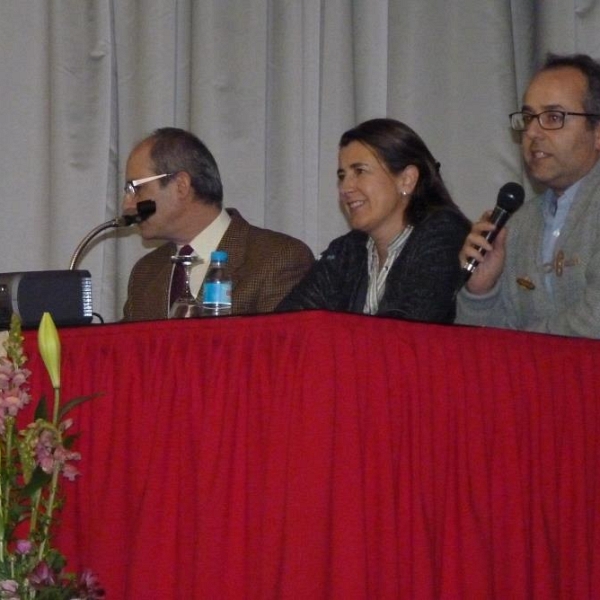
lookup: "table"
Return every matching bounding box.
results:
[22,311,600,598]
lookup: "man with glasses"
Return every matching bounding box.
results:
[456,53,600,338]
[122,127,314,320]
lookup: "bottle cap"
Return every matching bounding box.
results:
[210,250,228,262]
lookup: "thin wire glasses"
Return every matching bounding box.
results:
[509,110,600,131]
[124,173,172,196]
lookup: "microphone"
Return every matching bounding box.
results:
[69,200,156,270]
[114,199,157,227]
[462,182,524,278]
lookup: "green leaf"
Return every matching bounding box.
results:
[34,395,49,421]
[46,547,68,571]
[21,466,53,498]
[62,433,80,450]
[58,392,103,420]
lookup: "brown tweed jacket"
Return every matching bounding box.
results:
[123,209,314,321]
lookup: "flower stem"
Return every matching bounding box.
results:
[29,488,41,538]
[0,418,14,565]
[52,387,60,426]
[37,464,59,563]
[34,386,63,561]
[0,437,4,564]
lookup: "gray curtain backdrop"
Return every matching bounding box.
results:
[1,0,599,322]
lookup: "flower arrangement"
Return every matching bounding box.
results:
[0,313,103,599]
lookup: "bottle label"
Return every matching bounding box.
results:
[203,281,232,307]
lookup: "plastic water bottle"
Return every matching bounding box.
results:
[201,250,232,316]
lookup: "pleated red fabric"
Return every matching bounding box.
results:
[22,312,600,599]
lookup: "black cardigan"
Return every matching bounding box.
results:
[277,206,470,324]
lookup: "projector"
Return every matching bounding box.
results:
[0,270,93,329]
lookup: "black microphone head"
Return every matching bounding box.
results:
[116,200,157,227]
[136,199,156,222]
[497,182,525,214]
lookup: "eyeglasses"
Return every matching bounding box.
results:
[509,110,600,131]
[124,173,172,196]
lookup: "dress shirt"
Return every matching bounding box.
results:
[541,180,580,295]
[175,209,231,297]
[364,226,414,315]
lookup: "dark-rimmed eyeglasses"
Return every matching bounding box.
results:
[509,110,600,131]
[124,173,172,196]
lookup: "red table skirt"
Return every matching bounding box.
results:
[22,311,600,598]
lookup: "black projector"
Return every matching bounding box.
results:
[0,270,93,329]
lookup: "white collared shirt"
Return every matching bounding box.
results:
[176,208,231,297]
[363,226,413,315]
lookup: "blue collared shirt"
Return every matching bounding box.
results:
[541,180,581,295]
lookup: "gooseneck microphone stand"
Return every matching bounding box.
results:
[68,200,156,270]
